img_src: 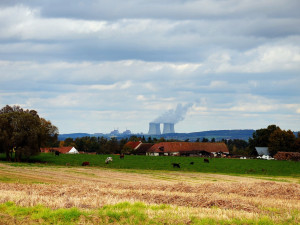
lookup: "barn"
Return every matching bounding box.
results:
[40,146,79,154]
[146,142,229,157]
[123,141,153,155]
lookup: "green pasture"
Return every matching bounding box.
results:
[0,153,299,177]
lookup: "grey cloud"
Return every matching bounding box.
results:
[2,0,299,20]
[1,1,300,133]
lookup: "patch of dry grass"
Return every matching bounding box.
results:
[0,162,299,224]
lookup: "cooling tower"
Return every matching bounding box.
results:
[162,123,175,134]
[148,123,161,135]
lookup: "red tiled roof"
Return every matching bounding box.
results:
[124,141,142,150]
[135,143,153,154]
[40,147,74,154]
[148,142,229,153]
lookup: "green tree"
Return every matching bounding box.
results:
[97,136,108,154]
[268,129,296,156]
[64,138,75,147]
[122,145,134,154]
[106,137,120,154]
[201,138,209,142]
[293,132,300,153]
[0,105,58,161]
[129,136,140,142]
[249,125,280,148]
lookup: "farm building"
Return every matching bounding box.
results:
[124,141,143,150]
[40,147,79,154]
[255,147,269,156]
[147,142,229,157]
[123,141,153,155]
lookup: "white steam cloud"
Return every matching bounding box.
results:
[152,103,193,124]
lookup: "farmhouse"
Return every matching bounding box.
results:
[40,146,79,154]
[124,141,143,150]
[123,141,153,155]
[147,142,229,157]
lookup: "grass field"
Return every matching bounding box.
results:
[0,154,299,224]
[1,153,299,177]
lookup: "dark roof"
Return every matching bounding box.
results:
[147,142,229,153]
[135,143,153,154]
[124,141,142,150]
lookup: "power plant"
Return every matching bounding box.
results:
[148,123,161,135]
[148,122,175,135]
[148,103,192,135]
[162,123,175,134]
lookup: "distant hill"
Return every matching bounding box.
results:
[161,129,255,141]
[58,133,91,141]
[58,129,255,141]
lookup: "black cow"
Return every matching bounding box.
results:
[172,163,180,168]
[82,161,90,166]
[190,162,194,165]
[204,158,209,163]
[55,151,60,156]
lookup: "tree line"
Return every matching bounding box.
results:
[1,105,299,160]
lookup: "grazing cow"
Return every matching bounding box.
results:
[204,158,209,163]
[120,154,124,159]
[172,163,180,168]
[105,157,113,164]
[190,162,194,165]
[55,151,60,156]
[82,161,90,166]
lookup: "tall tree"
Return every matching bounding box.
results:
[249,125,280,148]
[268,129,296,156]
[0,105,58,161]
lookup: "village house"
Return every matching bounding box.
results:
[146,142,229,157]
[40,146,79,154]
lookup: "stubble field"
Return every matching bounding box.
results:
[0,161,300,224]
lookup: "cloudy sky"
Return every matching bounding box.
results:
[1,0,299,134]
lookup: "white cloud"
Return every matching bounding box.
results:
[1,1,300,133]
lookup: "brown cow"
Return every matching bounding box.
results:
[82,161,90,166]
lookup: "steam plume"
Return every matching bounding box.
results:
[152,103,193,124]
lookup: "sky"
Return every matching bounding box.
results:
[0,0,300,134]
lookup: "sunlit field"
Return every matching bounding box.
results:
[0,154,299,224]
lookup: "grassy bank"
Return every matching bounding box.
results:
[1,201,298,225]
[0,153,299,177]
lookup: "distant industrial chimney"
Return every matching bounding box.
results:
[148,123,161,135]
[162,123,175,134]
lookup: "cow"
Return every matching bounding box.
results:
[55,151,60,156]
[82,161,90,166]
[120,154,124,159]
[190,162,194,165]
[105,157,113,164]
[172,163,180,168]
[204,158,209,163]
